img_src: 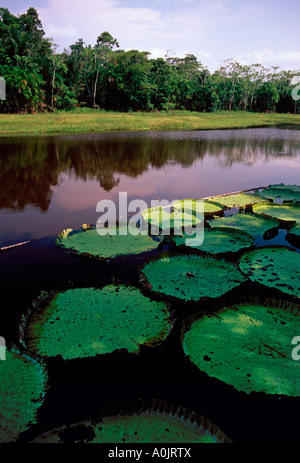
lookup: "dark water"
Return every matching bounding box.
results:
[0,126,300,248]
[1,127,300,444]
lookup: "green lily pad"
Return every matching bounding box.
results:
[30,400,231,443]
[239,246,300,298]
[0,349,48,443]
[172,199,224,217]
[55,225,161,260]
[182,299,300,396]
[265,184,300,193]
[206,193,264,209]
[172,227,254,256]
[257,187,300,203]
[141,207,201,231]
[21,285,171,360]
[252,202,300,224]
[139,253,247,302]
[209,212,280,237]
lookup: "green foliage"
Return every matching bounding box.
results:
[0,7,299,113]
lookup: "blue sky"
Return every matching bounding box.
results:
[1,0,300,71]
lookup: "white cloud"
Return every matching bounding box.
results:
[236,48,300,65]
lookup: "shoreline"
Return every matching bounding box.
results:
[0,110,299,137]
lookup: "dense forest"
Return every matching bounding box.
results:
[0,7,299,114]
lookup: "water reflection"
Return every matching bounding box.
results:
[1,128,299,212]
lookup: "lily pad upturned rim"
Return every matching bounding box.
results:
[170,226,255,257]
[172,199,225,217]
[55,224,162,261]
[206,193,267,210]
[20,283,173,360]
[286,224,300,248]
[181,296,300,398]
[252,201,300,225]
[139,251,248,305]
[30,398,232,444]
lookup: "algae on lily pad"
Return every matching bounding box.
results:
[252,202,300,225]
[141,206,201,231]
[172,227,254,256]
[206,193,263,209]
[172,199,224,217]
[31,400,231,443]
[55,225,161,260]
[209,212,280,237]
[140,253,247,302]
[239,246,300,298]
[22,285,171,360]
[182,299,300,396]
[0,349,47,443]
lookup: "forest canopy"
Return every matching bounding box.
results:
[0,7,299,114]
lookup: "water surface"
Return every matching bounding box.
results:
[1,127,299,247]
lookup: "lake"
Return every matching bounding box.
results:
[1,126,300,248]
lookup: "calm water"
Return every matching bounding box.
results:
[1,126,300,247]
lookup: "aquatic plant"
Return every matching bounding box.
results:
[172,199,224,217]
[55,225,161,260]
[0,348,47,443]
[257,186,300,203]
[252,202,300,224]
[206,193,264,209]
[141,206,201,232]
[182,298,300,396]
[139,252,247,302]
[239,246,300,298]
[208,212,280,237]
[30,400,231,443]
[22,285,171,360]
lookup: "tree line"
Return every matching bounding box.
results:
[0,7,299,114]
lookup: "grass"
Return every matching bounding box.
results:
[0,109,299,137]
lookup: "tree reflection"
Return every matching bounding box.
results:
[0,132,297,212]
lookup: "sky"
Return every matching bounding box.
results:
[1,0,300,72]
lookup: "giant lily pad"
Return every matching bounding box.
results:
[206,193,264,209]
[239,246,300,298]
[257,187,300,203]
[265,184,300,193]
[21,285,171,360]
[172,199,224,217]
[182,299,300,396]
[172,227,254,256]
[0,348,47,443]
[31,400,231,443]
[139,253,247,302]
[141,207,201,231]
[55,225,161,260]
[252,202,300,225]
[209,212,280,237]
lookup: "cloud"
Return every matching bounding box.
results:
[236,48,300,65]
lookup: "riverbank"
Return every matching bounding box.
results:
[0,110,299,136]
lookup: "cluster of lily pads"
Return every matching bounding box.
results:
[2,183,299,443]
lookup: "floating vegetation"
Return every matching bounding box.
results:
[139,253,247,302]
[172,227,254,256]
[172,199,224,217]
[141,207,201,232]
[55,225,161,260]
[239,246,300,298]
[257,187,300,203]
[286,224,300,248]
[22,285,171,360]
[209,212,280,238]
[30,400,231,443]
[252,202,300,225]
[0,348,47,443]
[206,193,264,209]
[264,184,300,193]
[181,298,300,396]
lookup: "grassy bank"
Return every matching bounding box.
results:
[0,109,299,136]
